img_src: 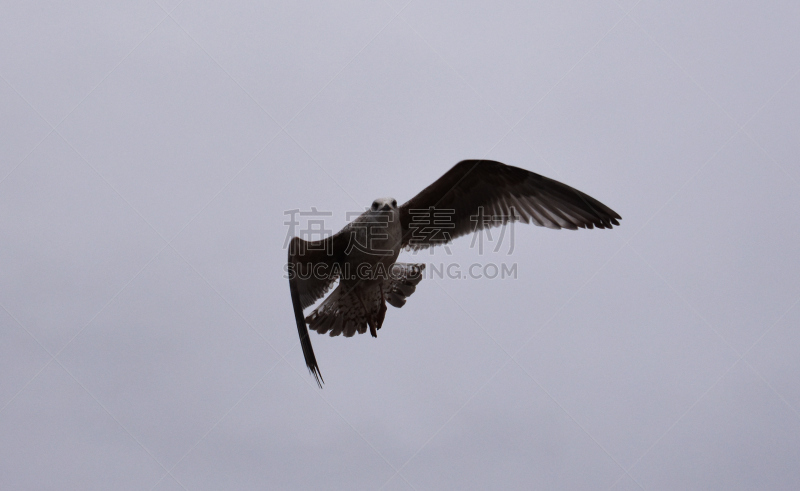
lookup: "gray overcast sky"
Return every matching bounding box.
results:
[2,0,800,489]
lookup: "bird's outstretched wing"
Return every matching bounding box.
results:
[399,160,620,250]
[287,233,347,387]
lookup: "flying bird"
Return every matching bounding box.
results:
[288,160,620,386]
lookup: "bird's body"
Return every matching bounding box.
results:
[288,160,621,386]
[338,197,403,275]
[300,197,421,340]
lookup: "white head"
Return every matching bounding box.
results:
[370,197,397,212]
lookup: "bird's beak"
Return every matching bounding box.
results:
[380,203,391,211]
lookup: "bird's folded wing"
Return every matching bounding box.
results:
[398,160,621,250]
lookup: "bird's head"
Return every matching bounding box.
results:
[370,197,398,213]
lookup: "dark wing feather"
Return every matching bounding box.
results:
[287,233,347,387]
[289,269,323,387]
[399,160,620,250]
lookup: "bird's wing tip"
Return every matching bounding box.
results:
[309,366,324,388]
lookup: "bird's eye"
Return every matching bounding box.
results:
[391,199,397,207]
[371,201,379,211]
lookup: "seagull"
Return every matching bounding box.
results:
[288,159,620,387]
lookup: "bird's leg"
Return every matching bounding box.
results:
[356,292,378,338]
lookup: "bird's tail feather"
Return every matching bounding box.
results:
[306,263,426,337]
